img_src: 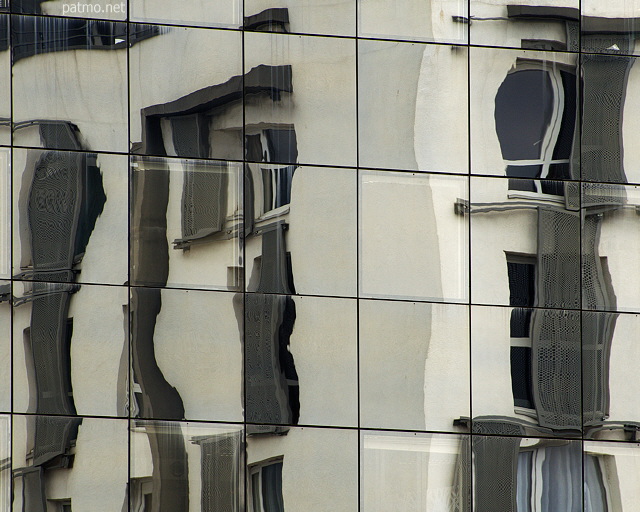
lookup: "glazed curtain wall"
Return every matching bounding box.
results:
[1,0,640,510]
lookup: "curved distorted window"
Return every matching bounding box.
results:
[495,65,577,196]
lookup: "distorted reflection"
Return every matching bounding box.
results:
[359,0,467,43]
[472,436,582,512]
[470,1,640,55]
[13,416,127,511]
[464,28,640,510]
[246,426,357,511]
[244,0,355,37]
[130,421,243,512]
[12,16,129,153]
[0,14,9,146]
[583,440,640,510]
[9,147,116,506]
[12,0,126,20]
[360,170,468,302]
[244,31,356,168]
[0,280,9,415]
[130,287,243,423]
[361,431,469,512]
[360,301,469,432]
[130,157,242,290]
[130,0,241,28]
[358,40,468,174]
[0,416,8,510]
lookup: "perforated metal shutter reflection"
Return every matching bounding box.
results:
[245,293,295,427]
[170,114,208,159]
[582,36,635,184]
[472,434,520,512]
[199,432,242,512]
[180,162,228,243]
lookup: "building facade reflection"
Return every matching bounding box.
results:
[1,0,640,511]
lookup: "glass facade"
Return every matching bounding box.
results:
[1,0,640,510]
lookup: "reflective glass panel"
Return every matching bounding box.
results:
[471,46,579,180]
[12,16,128,153]
[360,300,469,432]
[131,0,241,28]
[360,170,469,302]
[361,431,470,512]
[246,426,357,510]
[12,0,127,20]
[583,311,640,439]
[470,0,579,51]
[0,293,8,413]
[359,39,468,174]
[473,305,582,437]
[13,415,128,510]
[584,440,640,510]
[244,32,356,168]
[130,421,243,511]
[244,0,355,37]
[582,183,640,313]
[12,281,128,417]
[130,287,243,422]
[0,148,8,280]
[582,0,640,56]
[129,25,243,161]
[12,149,128,286]
[473,436,582,511]
[582,53,639,183]
[130,156,242,290]
[0,14,8,146]
[358,0,468,44]
[244,294,357,427]
[245,165,356,297]
[471,176,581,309]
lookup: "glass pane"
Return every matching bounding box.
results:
[360,300,470,432]
[0,14,8,146]
[473,305,582,437]
[471,47,579,179]
[244,32,356,168]
[12,149,128,286]
[245,294,357,427]
[130,421,243,511]
[12,0,127,20]
[244,0,355,37]
[358,0,467,44]
[130,156,242,290]
[245,165,356,297]
[584,440,640,511]
[471,176,580,309]
[359,39,468,174]
[473,437,581,512]
[130,287,243,422]
[582,183,640,313]
[0,281,8,413]
[247,426,357,510]
[12,281,128,417]
[361,431,470,512]
[129,25,243,161]
[584,311,640,438]
[12,415,128,510]
[582,53,639,183]
[360,170,468,302]
[470,0,579,50]
[12,16,128,153]
[131,0,241,28]
[582,1,640,56]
